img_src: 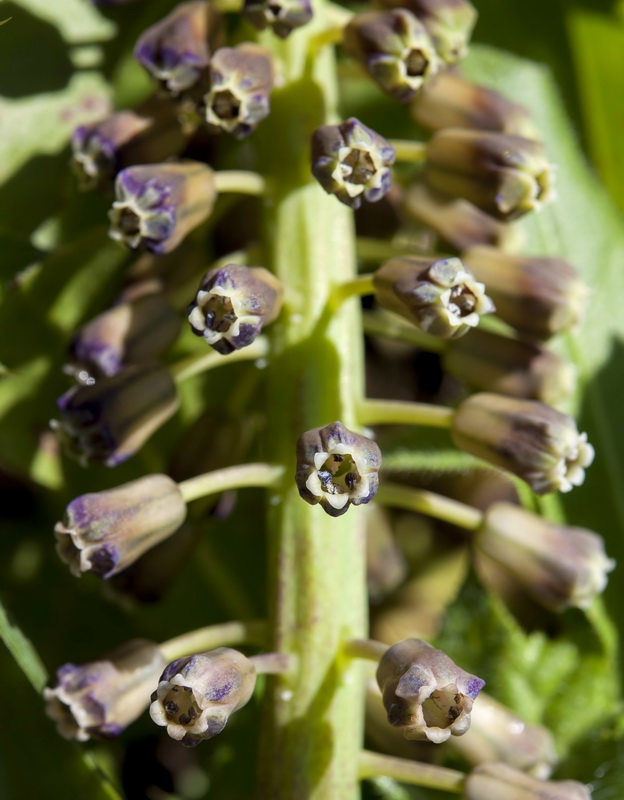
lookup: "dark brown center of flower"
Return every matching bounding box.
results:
[422,690,464,729]
[449,284,477,316]
[405,49,428,77]
[317,452,360,495]
[203,294,238,333]
[118,207,141,237]
[342,148,376,185]
[163,685,202,727]
[211,90,241,121]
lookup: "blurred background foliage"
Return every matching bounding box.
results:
[0,0,624,798]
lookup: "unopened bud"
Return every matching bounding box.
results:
[411,69,537,138]
[373,255,494,339]
[243,0,313,39]
[425,129,554,221]
[343,10,439,102]
[462,246,587,340]
[187,264,283,354]
[463,762,591,800]
[134,1,222,95]
[445,329,575,406]
[55,474,187,579]
[53,363,179,467]
[295,421,382,517]
[68,293,181,381]
[311,118,395,209]
[201,44,274,139]
[109,161,216,254]
[451,393,594,494]
[44,640,165,741]
[150,647,256,747]
[376,638,485,743]
[476,502,614,611]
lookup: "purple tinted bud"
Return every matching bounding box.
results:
[109,161,216,254]
[243,0,313,39]
[376,638,485,743]
[344,10,439,102]
[150,648,256,747]
[52,363,179,467]
[311,118,395,209]
[201,44,274,139]
[187,264,283,354]
[55,474,187,579]
[462,763,591,800]
[44,640,165,741]
[295,421,382,517]
[134,1,222,95]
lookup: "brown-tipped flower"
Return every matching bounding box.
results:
[376,638,485,743]
[411,69,538,138]
[44,640,166,741]
[343,10,439,103]
[311,117,395,209]
[463,762,591,800]
[373,254,495,339]
[243,0,313,39]
[476,502,614,612]
[425,129,554,221]
[150,648,256,747]
[295,421,382,517]
[134,1,222,95]
[71,98,187,191]
[462,246,588,340]
[451,393,594,494]
[109,161,216,254]
[445,328,575,406]
[201,44,274,139]
[53,363,179,467]
[55,474,187,579]
[451,693,557,778]
[68,293,181,381]
[378,0,477,63]
[187,264,283,354]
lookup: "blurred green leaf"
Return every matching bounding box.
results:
[0,594,47,691]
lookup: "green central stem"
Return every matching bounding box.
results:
[255,7,367,798]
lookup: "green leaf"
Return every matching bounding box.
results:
[0,594,47,691]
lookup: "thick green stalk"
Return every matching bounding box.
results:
[255,8,367,799]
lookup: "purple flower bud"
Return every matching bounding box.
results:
[311,118,395,209]
[425,129,554,221]
[476,502,614,611]
[55,474,187,579]
[201,44,274,139]
[462,246,588,341]
[52,362,179,467]
[243,0,313,39]
[451,393,594,494]
[109,161,216,254]
[68,293,181,381]
[187,264,283,354]
[376,638,485,743]
[343,10,439,102]
[295,421,382,517]
[373,254,495,339]
[44,639,165,741]
[134,1,222,95]
[462,763,591,800]
[150,648,256,747]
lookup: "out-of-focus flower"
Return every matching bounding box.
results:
[243,0,313,39]
[53,363,179,467]
[150,648,256,746]
[187,264,283,354]
[343,10,439,102]
[373,254,494,339]
[109,161,216,254]
[451,393,594,494]
[44,640,165,741]
[311,118,395,209]
[475,502,614,611]
[462,762,591,800]
[376,638,485,743]
[55,474,187,579]
[295,421,382,517]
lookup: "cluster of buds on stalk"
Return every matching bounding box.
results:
[28,0,612,797]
